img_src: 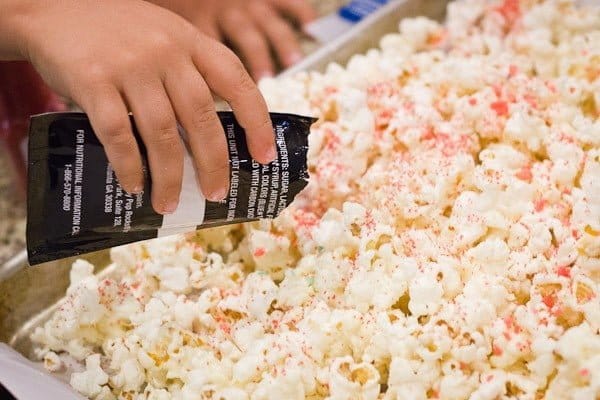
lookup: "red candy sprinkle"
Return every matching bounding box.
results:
[542,294,556,309]
[496,0,521,27]
[493,345,503,356]
[490,101,509,117]
[534,199,546,212]
[516,165,533,182]
[557,265,571,278]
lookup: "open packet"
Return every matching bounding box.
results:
[27,112,315,265]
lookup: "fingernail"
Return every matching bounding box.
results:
[256,71,274,81]
[264,145,277,163]
[287,52,304,65]
[302,27,316,38]
[208,187,228,202]
[162,200,178,215]
[131,184,144,194]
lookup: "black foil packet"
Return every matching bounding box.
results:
[27,112,314,265]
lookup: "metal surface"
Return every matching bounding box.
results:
[280,0,449,78]
[0,0,449,362]
[0,250,111,359]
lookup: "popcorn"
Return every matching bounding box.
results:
[408,274,444,317]
[32,1,600,399]
[328,356,380,400]
[70,354,109,399]
[43,351,63,373]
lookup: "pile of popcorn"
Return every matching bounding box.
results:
[32,0,600,399]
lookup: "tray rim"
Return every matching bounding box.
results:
[279,0,411,78]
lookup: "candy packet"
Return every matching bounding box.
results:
[27,112,314,265]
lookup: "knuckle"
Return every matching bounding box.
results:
[247,1,262,13]
[248,2,271,18]
[190,102,217,130]
[277,23,296,41]
[149,32,175,52]
[149,123,179,147]
[253,115,272,132]
[202,161,230,177]
[233,66,256,94]
[101,119,134,148]
[79,61,111,86]
[161,180,182,195]
[216,44,240,64]
[180,20,200,39]
[191,29,210,45]
[223,9,246,26]
[115,169,141,186]
[243,34,268,53]
[159,169,184,194]
[117,50,141,73]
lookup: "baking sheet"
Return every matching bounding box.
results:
[281,0,448,77]
[0,0,449,374]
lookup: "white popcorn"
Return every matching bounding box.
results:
[399,17,443,50]
[69,259,95,288]
[33,1,600,399]
[504,111,548,152]
[465,238,510,275]
[146,388,172,400]
[70,354,109,398]
[214,388,249,400]
[110,358,145,392]
[328,357,380,400]
[408,274,444,317]
[43,351,63,373]
[251,369,305,400]
[276,270,312,308]
[248,229,295,280]
[156,266,190,294]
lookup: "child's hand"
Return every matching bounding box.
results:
[7,0,276,214]
[150,0,317,79]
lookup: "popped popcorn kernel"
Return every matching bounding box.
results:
[33,1,600,399]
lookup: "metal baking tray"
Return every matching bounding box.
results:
[281,0,448,77]
[0,0,449,369]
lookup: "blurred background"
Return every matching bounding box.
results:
[0,0,348,264]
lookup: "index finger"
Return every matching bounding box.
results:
[193,40,276,165]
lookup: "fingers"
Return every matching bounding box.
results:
[193,39,276,165]
[269,0,317,27]
[248,2,303,68]
[164,65,229,201]
[219,7,274,80]
[123,77,184,215]
[78,85,144,195]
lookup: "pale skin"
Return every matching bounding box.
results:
[0,0,315,214]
